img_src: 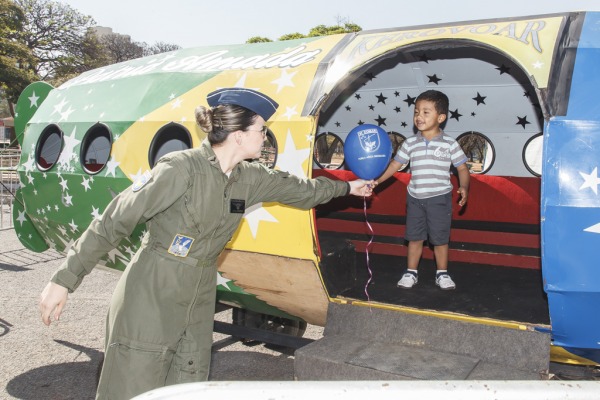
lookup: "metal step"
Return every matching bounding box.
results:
[295,302,550,380]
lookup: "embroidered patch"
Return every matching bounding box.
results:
[168,234,194,257]
[132,170,153,192]
[230,199,246,213]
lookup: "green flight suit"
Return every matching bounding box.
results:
[51,139,350,400]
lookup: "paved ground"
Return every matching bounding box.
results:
[0,227,323,400]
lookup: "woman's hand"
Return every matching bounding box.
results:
[39,281,69,326]
[348,180,375,197]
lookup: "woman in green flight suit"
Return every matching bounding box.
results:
[38,88,374,400]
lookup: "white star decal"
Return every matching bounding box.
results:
[51,98,68,116]
[64,193,73,206]
[104,159,121,177]
[23,153,36,173]
[276,130,310,178]
[16,210,27,226]
[27,174,34,184]
[271,68,297,93]
[579,167,600,195]
[532,61,544,69]
[171,98,182,109]
[217,272,233,290]
[125,246,136,258]
[59,177,69,192]
[57,127,80,168]
[584,222,600,234]
[169,93,176,100]
[59,106,75,122]
[29,91,40,108]
[91,206,101,219]
[243,202,278,238]
[57,225,67,236]
[68,219,78,232]
[282,105,299,120]
[81,176,91,191]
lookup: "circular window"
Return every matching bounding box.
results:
[80,123,112,174]
[148,122,192,168]
[36,124,63,171]
[523,133,543,177]
[258,129,278,169]
[388,131,408,172]
[456,131,495,174]
[314,132,344,170]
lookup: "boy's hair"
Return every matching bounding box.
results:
[416,90,449,116]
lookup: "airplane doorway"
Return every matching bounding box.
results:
[314,43,548,327]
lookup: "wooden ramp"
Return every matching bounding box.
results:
[295,303,550,380]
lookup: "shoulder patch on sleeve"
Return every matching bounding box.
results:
[132,170,153,192]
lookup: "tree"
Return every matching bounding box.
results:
[51,28,111,87]
[307,23,361,37]
[246,36,273,44]
[247,22,362,43]
[16,0,96,80]
[99,33,144,63]
[142,41,181,57]
[0,0,37,107]
[277,33,305,41]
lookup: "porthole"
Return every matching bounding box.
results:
[258,129,278,169]
[456,131,495,174]
[523,133,543,177]
[148,122,192,168]
[80,123,112,174]
[36,124,63,171]
[314,132,344,170]
[388,131,408,172]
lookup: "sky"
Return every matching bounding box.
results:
[58,0,600,49]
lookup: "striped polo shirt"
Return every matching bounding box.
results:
[394,131,467,199]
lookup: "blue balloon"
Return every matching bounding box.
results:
[343,124,392,180]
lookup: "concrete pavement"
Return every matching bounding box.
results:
[0,227,323,400]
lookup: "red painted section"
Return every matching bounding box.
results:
[314,170,541,225]
[317,219,540,249]
[314,169,541,270]
[350,241,540,269]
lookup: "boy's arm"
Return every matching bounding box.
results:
[375,159,405,186]
[456,163,470,207]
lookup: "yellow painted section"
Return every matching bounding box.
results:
[112,35,342,261]
[323,16,564,92]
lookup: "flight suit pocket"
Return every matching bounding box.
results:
[99,338,174,399]
[171,349,209,383]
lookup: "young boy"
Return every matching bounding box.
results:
[375,90,470,290]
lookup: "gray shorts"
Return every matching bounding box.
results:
[405,192,452,245]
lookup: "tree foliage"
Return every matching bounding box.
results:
[142,41,181,56]
[16,0,96,80]
[1,0,181,114]
[0,0,37,104]
[99,33,144,64]
[248,22,362,43]
[246,36,273,44]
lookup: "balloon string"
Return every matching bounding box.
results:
[363,195,374,301]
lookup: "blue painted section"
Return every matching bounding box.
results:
[542,12,600,364]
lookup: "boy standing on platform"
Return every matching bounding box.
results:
[375,90,470,290]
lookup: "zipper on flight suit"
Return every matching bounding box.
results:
[205,174,235,252]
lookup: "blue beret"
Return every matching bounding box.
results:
[206,88,279,121]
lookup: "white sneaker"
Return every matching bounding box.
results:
[397,272,418,288]
[436,273,456,290]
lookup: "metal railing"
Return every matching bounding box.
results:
[0,148,21,230]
